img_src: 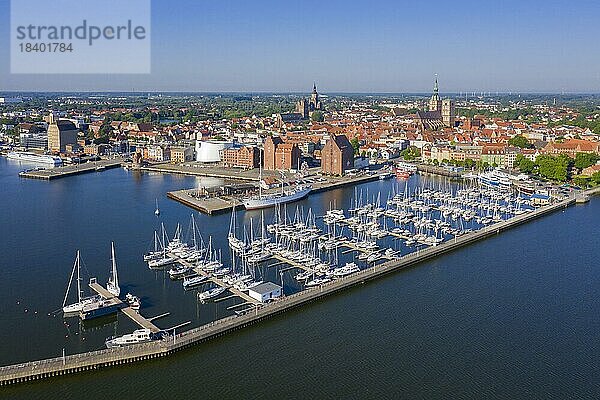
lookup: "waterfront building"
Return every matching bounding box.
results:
[321,134,354,175]
[264,136,301,171]
[221,145,260,169]
[20,132,48,150]
[144,145,171,162]
[481,145,506,167]
[171,146,195,163]
[247,282,282,303]
[47,114,79,153]
[195,140,234,163]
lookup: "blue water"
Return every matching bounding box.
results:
[1,157,600,399]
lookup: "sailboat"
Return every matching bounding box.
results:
[107,242,121,297]
[242,161,311,210]
[62,251,100,314]
[154,199,160,216]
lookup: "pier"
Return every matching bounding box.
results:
[167,172,382,215]
[173,256,261,305]
[89,282,162,333]
[0,194,580,386]
[19,160,122,180]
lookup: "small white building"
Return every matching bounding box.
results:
[248,282,282,303]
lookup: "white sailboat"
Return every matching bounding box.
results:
[107,242,121,297]
[62,251,100,314]
[154,199,160,216]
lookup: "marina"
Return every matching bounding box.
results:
[0,192,582,385]
[1,162,592,385]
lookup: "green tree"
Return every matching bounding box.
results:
[592,171,600,185]
[350,137,360,155]
[311,111,324,122]
[514,154,535,174]
[535,154,570,182]
[400,146,421,161]
[463,158,476,169]
[572,176,591,188]
[99,122,112,137]
[508,135,531,149]
[574,152,600,171]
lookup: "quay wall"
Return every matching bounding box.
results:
[19,161,121,181]
[0,196,577,386]
[416,164,462,178]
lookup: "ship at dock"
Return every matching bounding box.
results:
[243,167,312,210]
[243,185,312,210]
[7,151,62,166]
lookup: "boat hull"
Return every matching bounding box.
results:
[7,152,62,166]
[243,188,311,210]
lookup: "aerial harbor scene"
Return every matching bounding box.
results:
[2,0,600,399]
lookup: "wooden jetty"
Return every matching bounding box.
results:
[89,282,161,333]
[0,195,578,386]
[173,256,260,305]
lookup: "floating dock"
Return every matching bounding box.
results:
[0,194,580,386]
[19,160,122,180]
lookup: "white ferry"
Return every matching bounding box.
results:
[395,161,418,173]
[478,170,512,189]
[7,151,62,166]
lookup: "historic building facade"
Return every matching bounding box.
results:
[415,78,455,130]
[264,136,301,171]
[321,134,354,175]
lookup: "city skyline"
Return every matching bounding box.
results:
[2,0,600,93]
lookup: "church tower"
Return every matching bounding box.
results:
[442,99,455,127]
[310,82,321,111]
[428,77,442,112]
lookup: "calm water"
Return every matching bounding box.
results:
[1,157,599,399]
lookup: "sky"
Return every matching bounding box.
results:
[1,0,600,93]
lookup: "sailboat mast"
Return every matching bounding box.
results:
[62,251,79,308]
[76,251,82,303]
[111,242,119,290]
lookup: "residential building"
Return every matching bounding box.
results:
[171,146,195,163]
[544,139,600,158]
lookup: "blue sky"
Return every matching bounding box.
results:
[1,0,600,93]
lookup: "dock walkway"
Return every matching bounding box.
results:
[173,256,260,305]
[0,195,577,386]
[89,282,161,333]
[19,160,121,180]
